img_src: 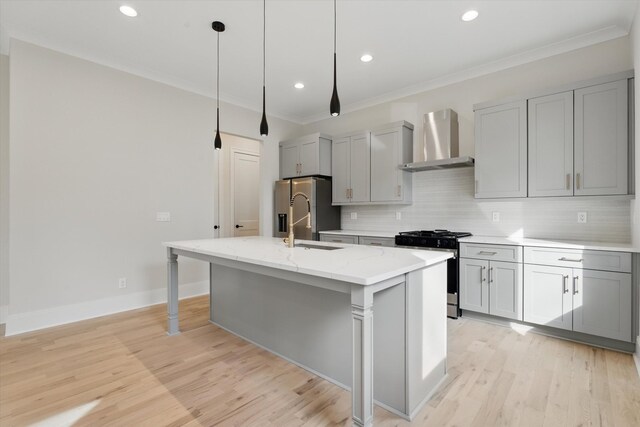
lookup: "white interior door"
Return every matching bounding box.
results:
[231,150,260,237]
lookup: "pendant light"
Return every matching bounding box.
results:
[260,0,269,137]
[212,21,225,150]
[329,0,340,117]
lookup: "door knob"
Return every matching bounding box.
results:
[214,225,219,230]
[235,224,244,228]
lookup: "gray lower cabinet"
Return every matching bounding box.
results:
[459,258,523,320]
[524,263,632,342]
[319,234,358,245]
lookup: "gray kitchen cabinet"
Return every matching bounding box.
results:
[524,264,573,331]
[474,101,527,198]
[524,248,632,342]
[358,236,395,247]
[572,269,631,341]
[279,133,332,179]
[331,132,371,204]
[459,258,489,314]
[459,245,523,321]
[370,122,413,204]
[319,234,358,245]
[528,91,574,197]
[574,79,628,195]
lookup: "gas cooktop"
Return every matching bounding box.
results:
[395,229,472,249]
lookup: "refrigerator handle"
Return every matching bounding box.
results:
[278,213,288,233]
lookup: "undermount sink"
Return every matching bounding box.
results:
[295,243,343,251]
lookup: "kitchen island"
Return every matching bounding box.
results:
[164,236,452,426]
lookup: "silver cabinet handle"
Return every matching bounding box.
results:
[331,239,342,243]
[576,173,581,189]
[562,275,568,293]
[481,266,486,282]
[479,251,497,256]
[346,188,349,199]
[566,173,571,190]
[489,267,493,283]
[475,180,479,194]
[369,242,382,246]
[397,185,401,197]
[558,257,583,262]
[573,276,579,294]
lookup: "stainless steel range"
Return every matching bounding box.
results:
[395,229,472,318]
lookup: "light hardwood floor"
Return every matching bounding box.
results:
[1,296,639,426]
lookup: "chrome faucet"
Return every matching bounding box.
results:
[284,192,311,248]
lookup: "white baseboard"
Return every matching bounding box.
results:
[635,336,640,379]
[0,304,8,324]
[4,281,209,337]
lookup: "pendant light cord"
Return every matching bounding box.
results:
[263,0,266,86]
[333,0,336,54]
[217,31,220,112]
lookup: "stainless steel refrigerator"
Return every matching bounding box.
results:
[274,177,340,241]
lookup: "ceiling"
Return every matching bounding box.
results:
[0,0,638,124]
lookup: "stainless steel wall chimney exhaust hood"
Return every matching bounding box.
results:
[401,109,474,172]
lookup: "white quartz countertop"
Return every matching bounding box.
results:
[319,230,398,238]
[458,235,640,253]
[164,236,452,285]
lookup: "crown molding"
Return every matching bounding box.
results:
[297,25,629,124]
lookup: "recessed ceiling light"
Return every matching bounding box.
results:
[360,54,373,63]
[119,5,138,17]
[461,10,478,22]
[294,82,305,89]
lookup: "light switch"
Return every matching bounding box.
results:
[350,212,357,220]
[156,212,171,222]
[492,212,500,222]
[577,212,587,223]
[396,212,402,220]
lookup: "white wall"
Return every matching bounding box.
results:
[5,40,300,334]
[0,53,9,323]
[300,36,633,242]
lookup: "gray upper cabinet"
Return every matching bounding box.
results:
[574,79,628,196]
[370,122,413,204]
[331,121,413,205]
[528,91,574,197]
[474,101,527,198]
[279,133,332,179]
[331,132,371,205]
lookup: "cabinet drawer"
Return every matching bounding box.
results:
[358,236,395,247]
[459,243,522,263]
[524,247,631,273]
[319,234,358,245]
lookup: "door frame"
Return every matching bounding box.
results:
[214,133,262,238]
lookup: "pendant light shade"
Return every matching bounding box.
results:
[330,0,340,117]
[212,21,225,150]
[260,0,269,137]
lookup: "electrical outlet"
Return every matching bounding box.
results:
[156,212,171,222]
[396,212,402,220]
[118,277,127,289]
[350,212,357,220]
[492,212,500,222]
[577,212,587,223]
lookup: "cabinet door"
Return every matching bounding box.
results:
[349,133,371,203]
[299,139,319,176]
[474,101,527,198]
[528,92,574,197]
[280,144,299,179]
[572,269,632,341]
[370,127,401,202]
[459,258,489,314]
[489,261,523,321]
[575,79,628,195]
[524,264,572,330]
[332,137,350,204]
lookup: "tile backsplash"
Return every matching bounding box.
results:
[340,168,632,243]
